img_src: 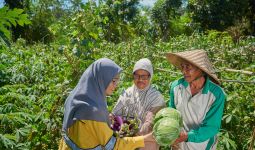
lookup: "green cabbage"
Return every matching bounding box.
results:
[154,107,183,126]
[152,108,183,146]
[153,118,180,146]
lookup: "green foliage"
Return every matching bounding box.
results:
[187,0,251,32]
[24,0,67,43]
[0,20,254,150]
[2,0,255,45]
[0,6,31,40]
[151,0,182,40]
[0,1,254,149]
[98,0,140,43]
[0,38,99,149]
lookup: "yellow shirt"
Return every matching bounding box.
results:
[58,120,144,150]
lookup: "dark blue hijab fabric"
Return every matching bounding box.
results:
[62,58,122,131]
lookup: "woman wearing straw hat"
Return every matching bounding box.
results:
[166,50,226,150]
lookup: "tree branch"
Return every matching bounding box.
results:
[223,68,254,75]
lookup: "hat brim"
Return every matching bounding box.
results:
[165,52,220,85]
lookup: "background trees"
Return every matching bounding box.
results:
[0,0,254,149]
[2,0,254,43]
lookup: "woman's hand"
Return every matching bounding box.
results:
[109,113,115,121]
[172,131,188,145]
[143,132,155,142]
[170,131,187,150]
[138,111,154,135]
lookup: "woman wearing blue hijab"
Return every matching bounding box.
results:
[58,58,154,150]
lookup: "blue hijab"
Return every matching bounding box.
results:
[62,58,122,131]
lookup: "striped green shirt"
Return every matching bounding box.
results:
[169,77,225,150]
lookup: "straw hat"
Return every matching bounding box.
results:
[165,49,220,85]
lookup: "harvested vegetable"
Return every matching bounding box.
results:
[153,118,180,146]
[110,115,140,137]
[154,107,183,126]
[153,108,183,146]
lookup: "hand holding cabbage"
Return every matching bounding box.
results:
[152,108,183,146]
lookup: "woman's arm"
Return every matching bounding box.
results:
[139,106,165,135]
[66,120,147,150]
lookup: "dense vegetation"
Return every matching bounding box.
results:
[0,0,254,150]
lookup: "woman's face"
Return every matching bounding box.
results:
[180,62,203,83]
[105,74,120,96]
[133,69,151,90]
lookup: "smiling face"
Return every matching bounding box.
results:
[105,74,120,96]
[133,69,151,90]
[180,62,203,83]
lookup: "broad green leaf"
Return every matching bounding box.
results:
[8,18,17,26]
[225,115,232,124]
[7,10,19,18]
[71,30,79,36]
[5,134,17,141]
[0,24,11,39]
[13,8,24,15]
[3,21,11,27]
[17,20,24,26]
[89,32,98,40]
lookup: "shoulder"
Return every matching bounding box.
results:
[146,86,166,105]
[120,86,133,96]
[149,86,164,97]
[208,80,226,99]
[170,78,185,89]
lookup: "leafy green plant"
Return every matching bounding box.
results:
[0,6,31,40]
[0,32,254,149]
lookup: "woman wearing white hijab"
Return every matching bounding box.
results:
[58,58,154,150]
[112,58,166,150]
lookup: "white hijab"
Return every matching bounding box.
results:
[133,58,153,80]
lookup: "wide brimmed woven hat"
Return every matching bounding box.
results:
[165,49,220,85]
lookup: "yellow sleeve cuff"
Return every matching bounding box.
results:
[132,136,145,148]
[119,136,144,149]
